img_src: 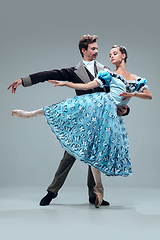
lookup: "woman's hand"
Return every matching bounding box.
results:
[48,80,66,87]
[119,92,135,100]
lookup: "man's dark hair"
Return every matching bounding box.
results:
[79,34,98,57]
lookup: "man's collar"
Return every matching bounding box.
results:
[83,60,96,66]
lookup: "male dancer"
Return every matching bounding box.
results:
[8,34,129,206]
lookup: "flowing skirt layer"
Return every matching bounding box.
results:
[43,92,132,177]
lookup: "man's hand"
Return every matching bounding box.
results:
[117,105,128,116]
[7,78,22,93]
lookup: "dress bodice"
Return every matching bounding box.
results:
[96,70,149,106]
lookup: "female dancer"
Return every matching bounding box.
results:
[12,46,152,208]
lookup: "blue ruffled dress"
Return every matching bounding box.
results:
[43,70,148,177]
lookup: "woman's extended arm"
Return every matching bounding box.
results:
[119,88,152,100]
[48,79,100,90]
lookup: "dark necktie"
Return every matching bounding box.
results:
[94,62,98,77]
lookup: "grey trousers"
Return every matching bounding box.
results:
[47,151,96,198]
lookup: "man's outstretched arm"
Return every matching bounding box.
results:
[7,68,75,93]
[22,68,75,87]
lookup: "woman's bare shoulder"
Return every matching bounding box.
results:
[129,73,138,80]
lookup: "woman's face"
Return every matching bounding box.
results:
[109,47,124,65]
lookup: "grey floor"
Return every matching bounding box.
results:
[0,186,160,240]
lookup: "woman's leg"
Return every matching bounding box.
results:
[12,108,44,118]
[91,166,104,208]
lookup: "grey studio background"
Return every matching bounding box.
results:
[0,0,159,188]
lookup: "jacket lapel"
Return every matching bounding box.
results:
[96,61,107,72]
[74,61,91,83]
[74,61,108,83]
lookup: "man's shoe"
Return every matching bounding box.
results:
[89,197,110,206]
[39,191,58,206]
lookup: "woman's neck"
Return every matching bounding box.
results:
[114,63,128,75]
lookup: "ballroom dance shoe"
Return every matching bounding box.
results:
[93,186,104,208]
[12,110,36,118]
[89,197,110,206]
[39,191,58,206]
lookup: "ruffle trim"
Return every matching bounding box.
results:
[97,69,149,92]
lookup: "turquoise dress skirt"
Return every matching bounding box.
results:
[43,92,131,177]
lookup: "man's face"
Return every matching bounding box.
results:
[82,42,98,61]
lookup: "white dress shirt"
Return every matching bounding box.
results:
[83,60,95,77]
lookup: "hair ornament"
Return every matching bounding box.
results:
[121,46,127,53]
